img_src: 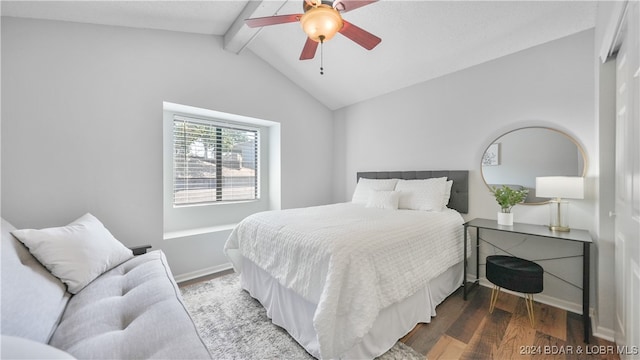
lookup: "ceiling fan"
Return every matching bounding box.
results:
[245,0,381,61]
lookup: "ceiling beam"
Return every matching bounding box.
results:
[224,0,290,55]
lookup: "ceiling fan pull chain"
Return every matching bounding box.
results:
[319,35,325,75]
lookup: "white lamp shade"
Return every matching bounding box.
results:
[300,5,343,42]
[535,176,584,199]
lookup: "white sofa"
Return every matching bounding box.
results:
[1,217,211,359]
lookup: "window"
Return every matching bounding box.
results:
[163,102,279,236]
[173,115,259,206]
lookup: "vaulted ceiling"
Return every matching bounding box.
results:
[1,0,598,110]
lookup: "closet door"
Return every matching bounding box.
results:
[614,1,640,356]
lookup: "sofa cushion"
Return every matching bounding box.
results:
[1,218,70,343]
[49,250,211,359]
[1,335,75,359]
[11,213,134,294]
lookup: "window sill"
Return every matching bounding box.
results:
[163,223,237,240]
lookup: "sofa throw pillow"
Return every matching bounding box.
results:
[366,190,400,210]
[11,213,133,294]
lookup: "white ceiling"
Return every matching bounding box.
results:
[1,0,598,110]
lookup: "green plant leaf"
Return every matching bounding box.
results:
[490,185,529,213]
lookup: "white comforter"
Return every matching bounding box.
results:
[224,203,465,359]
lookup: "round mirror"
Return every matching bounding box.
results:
[481,127,587,204]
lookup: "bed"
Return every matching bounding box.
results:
[224,170,469,359]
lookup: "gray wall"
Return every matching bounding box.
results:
[333,29,602,330]
[1,17,334,278]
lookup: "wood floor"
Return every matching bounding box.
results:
[179,273,619,360]
[401,285,619,360]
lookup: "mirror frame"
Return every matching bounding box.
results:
[480,126,588,205]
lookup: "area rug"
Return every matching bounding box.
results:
[180,273,425,360]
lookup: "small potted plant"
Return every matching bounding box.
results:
[490,185,529,226]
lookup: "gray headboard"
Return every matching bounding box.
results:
[356,170,469,214]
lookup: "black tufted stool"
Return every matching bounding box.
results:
[486,255,543,327]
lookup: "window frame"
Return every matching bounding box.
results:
[172,114,261,207]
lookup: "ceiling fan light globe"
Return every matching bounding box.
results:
[300,4,343,42]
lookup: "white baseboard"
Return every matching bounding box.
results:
[174,263,233,283]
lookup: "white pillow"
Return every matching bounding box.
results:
[11,213,133,294]
[366,190,400,210]
[351,178,399,204]
[396,177,448,211]
[442,180,453,209]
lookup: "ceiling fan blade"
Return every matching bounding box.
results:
[245,14,301,28]
[339,20,381,50]
[300,37,319,60]
[333,0,377,12]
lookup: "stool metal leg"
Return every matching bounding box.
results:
[489,286,500,313]
[524,293,535,327]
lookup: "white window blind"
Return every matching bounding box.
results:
[173,115,259,206]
